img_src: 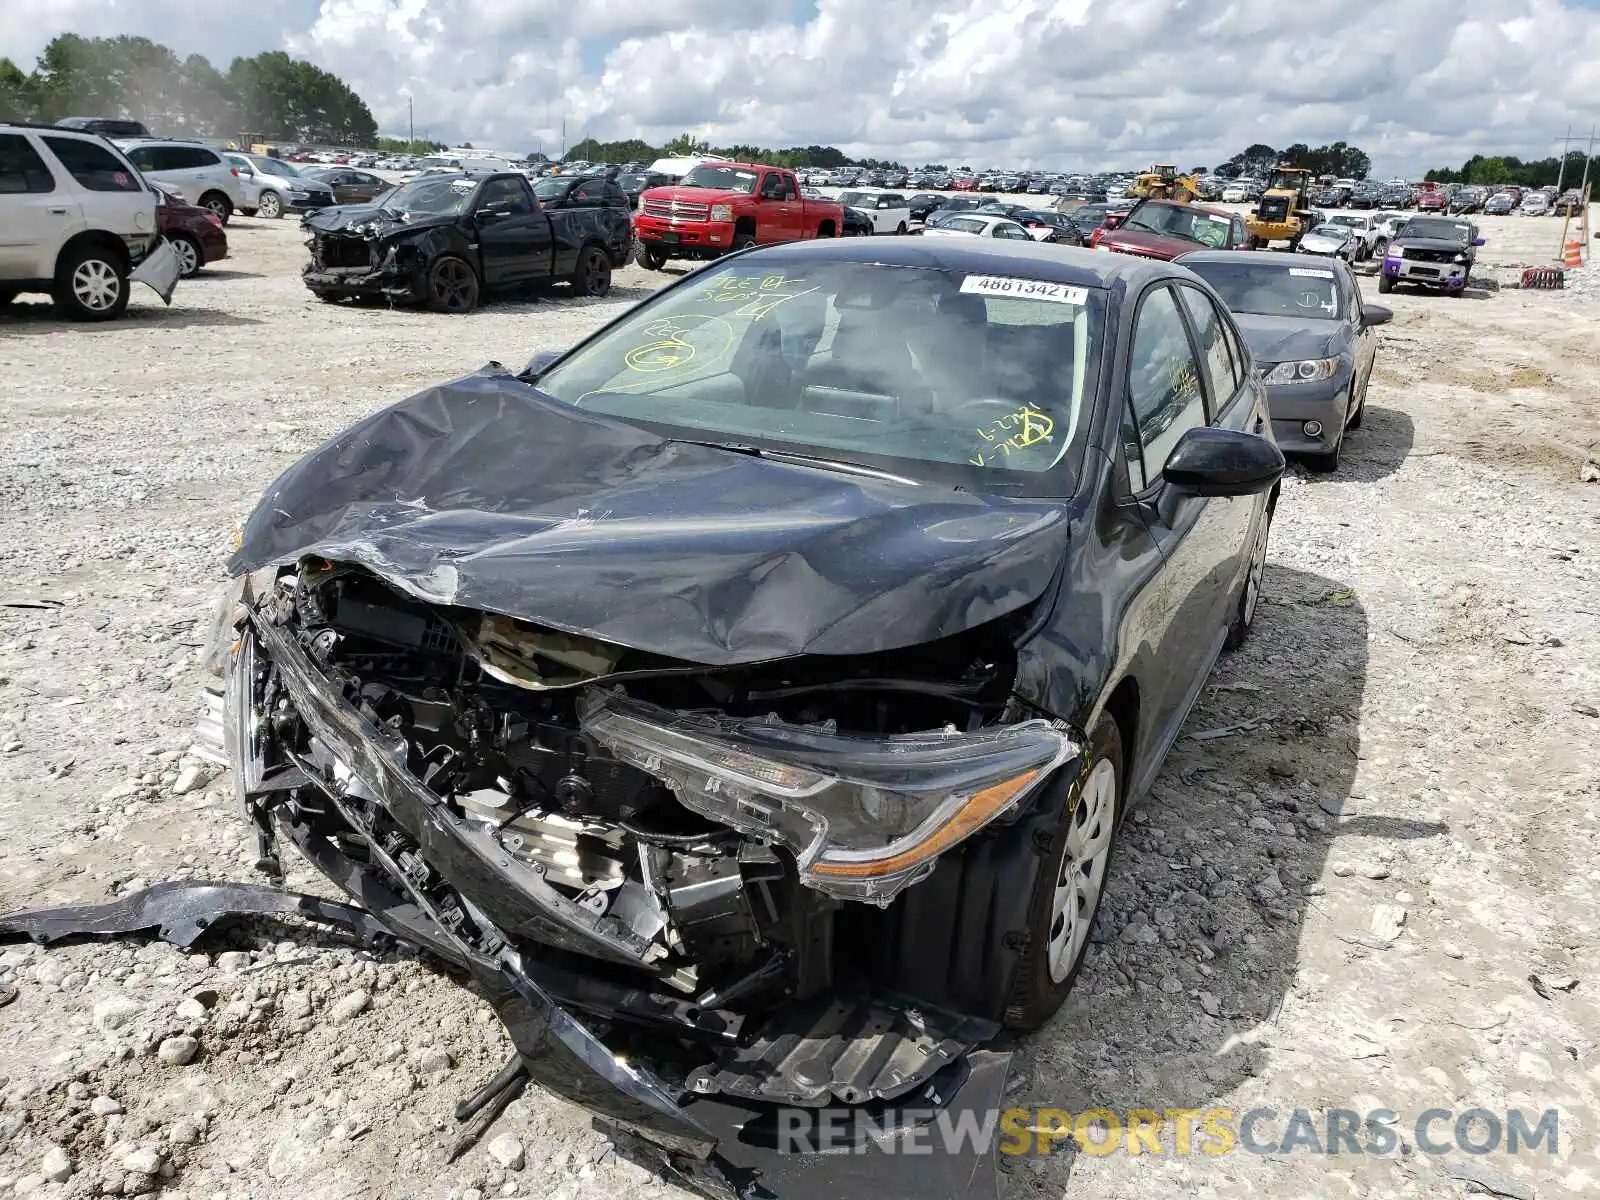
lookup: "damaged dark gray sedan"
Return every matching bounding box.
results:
[196,238,1284,1198]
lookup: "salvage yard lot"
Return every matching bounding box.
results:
[0,210,1597,1200]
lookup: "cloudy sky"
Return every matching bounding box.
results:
[6,0,1600,174]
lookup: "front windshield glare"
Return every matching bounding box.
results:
[532,178,569,198]
[252,157,301,178]
[681,165,759,193]
[381,177,476,215]
[532,259,1104,483]
[1124,204,1231,248]
[1184,262,1339,321]
[1399,219,1470,243]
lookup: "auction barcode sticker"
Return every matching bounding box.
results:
[960,275,1088,305]
[1289,267,1335,278]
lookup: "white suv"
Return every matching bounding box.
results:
[0,123,181,320]
[115,138,246,223]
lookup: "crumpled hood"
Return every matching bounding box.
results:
[303,205,451,238]
[1391,236,1469,254]
[1297,233,1348,253]
[1099,229,1195,261]
[229,368,1074,666]
[1231,313,1344,366]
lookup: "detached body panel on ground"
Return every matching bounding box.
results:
[301,171,630,311]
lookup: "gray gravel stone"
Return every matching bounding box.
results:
[157,1035,200,1066]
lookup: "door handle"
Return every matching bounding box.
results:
[49,207,68,215]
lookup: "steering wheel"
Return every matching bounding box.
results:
[946,397,1029,424]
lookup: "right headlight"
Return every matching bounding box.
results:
[1261,357,1340,385]
[709,203,734,222]
[579,691,1081,904]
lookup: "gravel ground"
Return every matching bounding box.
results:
[0,206,1596,1200]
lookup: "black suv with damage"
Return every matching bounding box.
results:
[302,170,630,312]
[197,238,1283,1198]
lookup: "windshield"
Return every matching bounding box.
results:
[1184,261,1340,321]
[1398,218,1471,243]
[836,191,872,206]
[1123,203,1232,248]
[532,178,571,199]
[680,165,760,193]
[376,176,476,216]
[1267,169,1305,190]
[1308,224,1350,239]
[1328,215,1364,229]
[616,173,645,188]
[532,257,1105,489]
[250,156,301,178]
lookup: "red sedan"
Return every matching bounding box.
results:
[155,186,229,278]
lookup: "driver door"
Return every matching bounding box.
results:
[473,177,549,289]
[758,171,799,242]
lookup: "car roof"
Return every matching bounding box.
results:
[1178,249,1329,269]
[739,234,1175,290]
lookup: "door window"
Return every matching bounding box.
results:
[479,178,533,214]
[0,135,55,193]
[1175,284,1240,416]
[41,137,143,192]
[760,173,796,200]
[1125,285,1207,489]
[572,178,607,204]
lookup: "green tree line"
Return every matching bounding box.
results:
[1214,141,1373,180]
[564,132,905,170]
[1424,151,1591,188]
[0,33,377,145]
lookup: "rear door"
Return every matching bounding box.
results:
[346,171,387,203]
[0,132,76,279]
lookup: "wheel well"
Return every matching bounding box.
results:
[733,216,757,238]
[56,232,130,278]
[817,219,836,237]
[1102,678,1140,798]
[199,189,231,209]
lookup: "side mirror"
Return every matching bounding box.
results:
[1360,304,1393,328]
[519,349,565,380]
[1162,426,1285,498]
[1473,237,1486,246]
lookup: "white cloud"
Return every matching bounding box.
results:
[6,0,1600,174]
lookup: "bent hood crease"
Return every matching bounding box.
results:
[230,369,1074,665]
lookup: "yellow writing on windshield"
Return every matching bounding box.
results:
[971,405,1055,466]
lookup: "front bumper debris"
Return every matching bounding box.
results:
[188,601,1024,1197]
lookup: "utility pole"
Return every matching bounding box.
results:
[1580,124,1596,197]
[408,95,414,145]
[1555,123,1573,194]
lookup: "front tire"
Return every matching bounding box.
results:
[895,221,908,235]
[1304,437,1342,474]
[1226,500,1273,649]
[1377,272,1394,294]
[1003,714,1121,1031]
[53,244,129,321]
[424,255,480,313]
[257,190,283,219]
[732,233,757,252]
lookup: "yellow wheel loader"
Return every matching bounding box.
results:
[1126,164,1199,202]
[1246,166,1321,248]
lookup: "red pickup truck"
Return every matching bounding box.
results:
[633,163,844,270]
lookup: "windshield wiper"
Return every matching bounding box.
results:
[673,439,922,486]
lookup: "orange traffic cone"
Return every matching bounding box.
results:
[1563,240,1583,267]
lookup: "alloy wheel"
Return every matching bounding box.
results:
[430,260,476,312]
[72,259,122,312]
[259,191,282,219]
[172,237,199,277]
[1046,758,1116,983]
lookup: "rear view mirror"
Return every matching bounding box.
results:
[1162,426,1285,497]
[1360,304,1393,328]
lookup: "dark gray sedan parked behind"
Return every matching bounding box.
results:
[1178,251,1390,472]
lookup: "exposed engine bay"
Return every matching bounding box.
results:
[200,558,1084,1193]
